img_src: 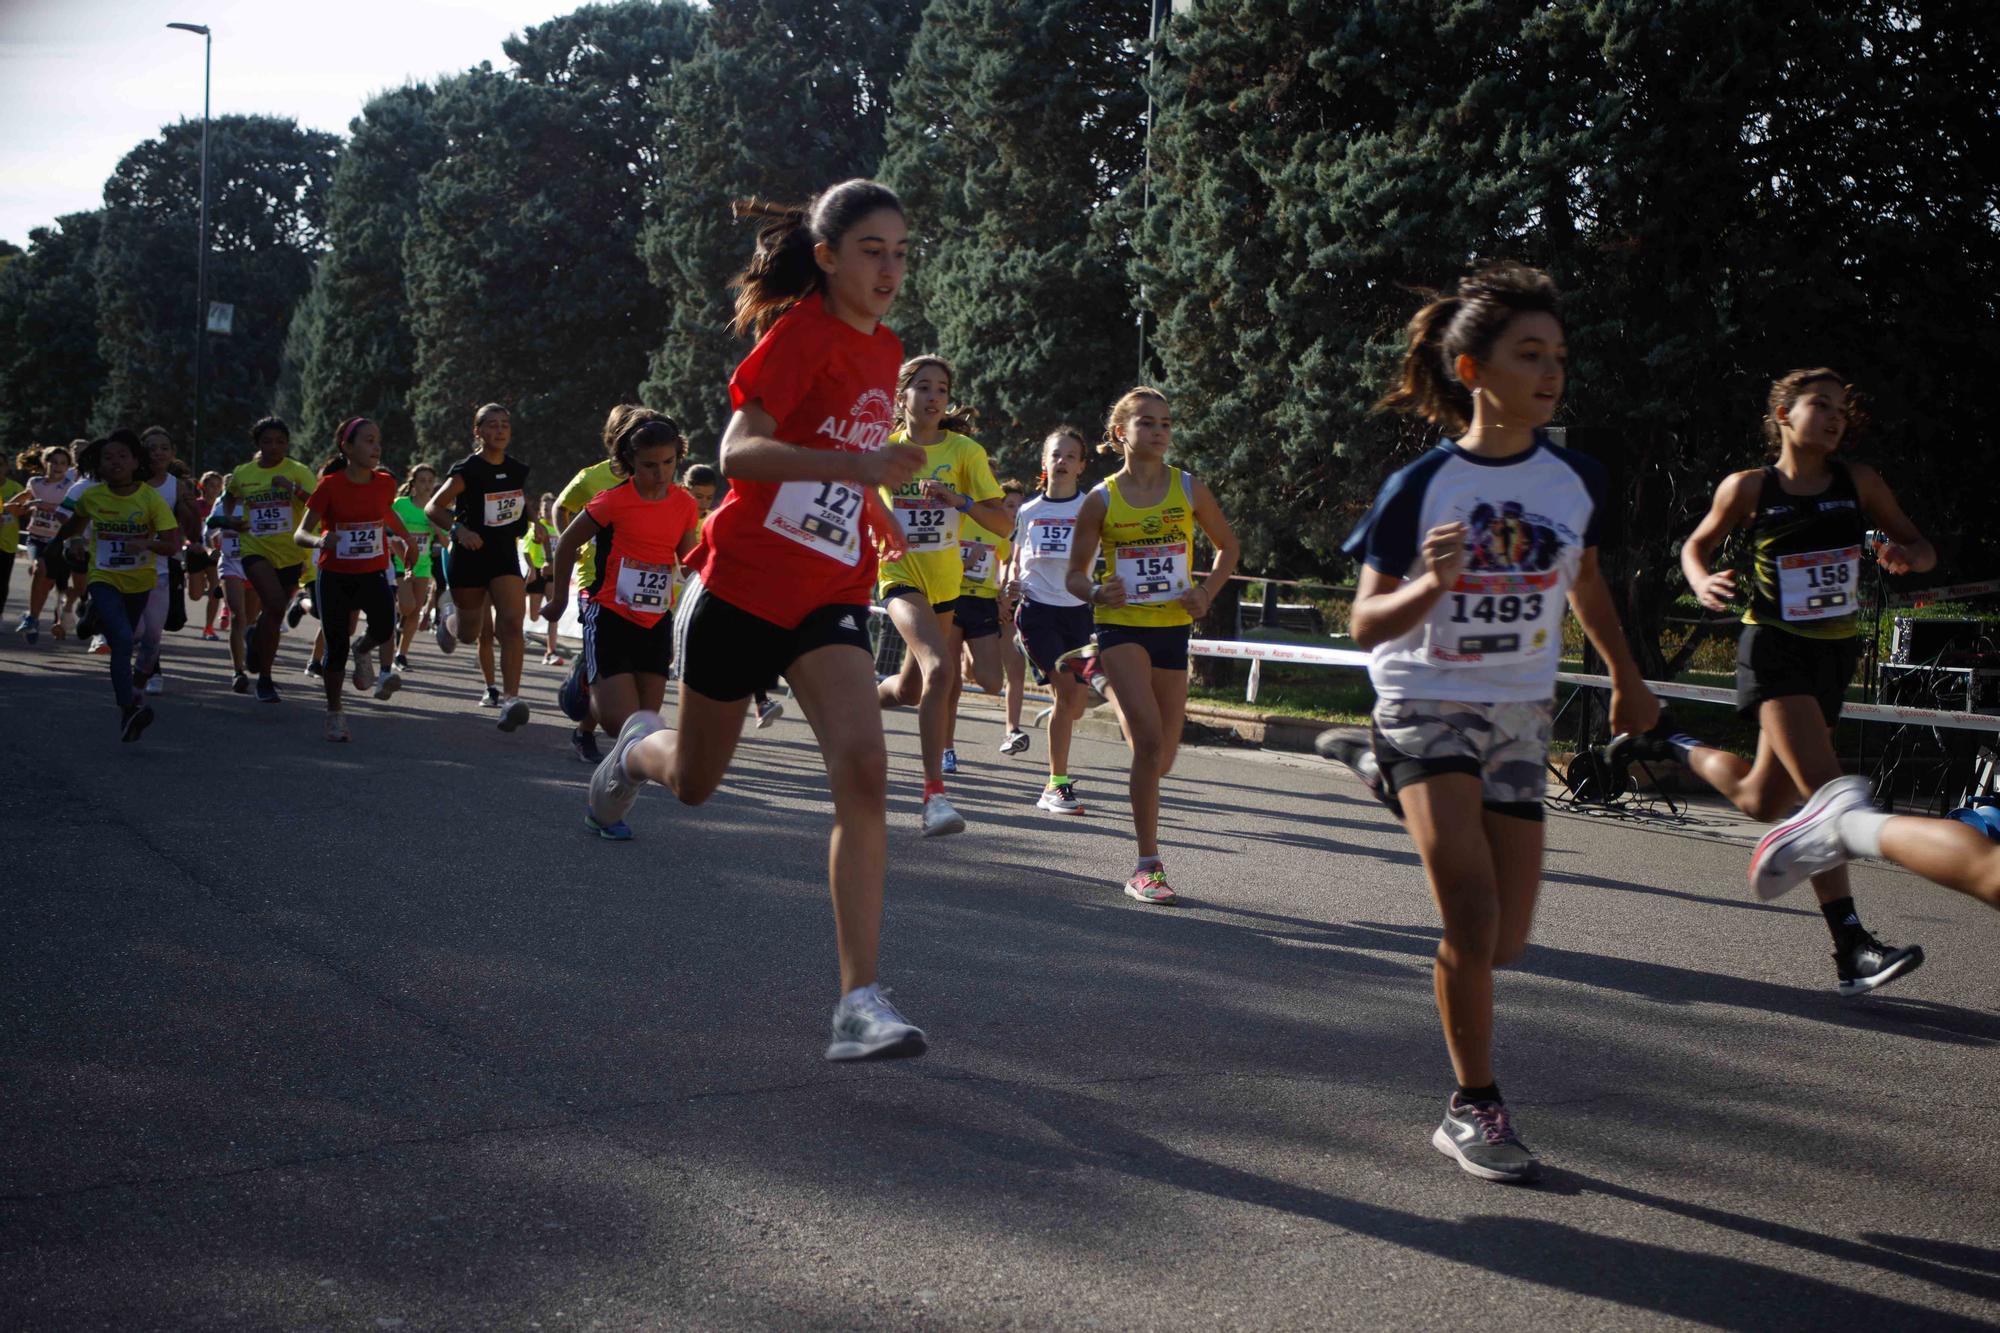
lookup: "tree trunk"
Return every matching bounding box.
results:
[1192,576,1243,689]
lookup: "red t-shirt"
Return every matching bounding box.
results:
[584,480,701,629]
[304,468,399,573]
[689,292,902,628]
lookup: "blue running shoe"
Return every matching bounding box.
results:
[584,810,633,841]
[557,653,589,722]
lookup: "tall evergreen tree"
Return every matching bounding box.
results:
[91,115,338,465]
[1140,0,2000,659]
[290,84,446,467]
[880,0,1148,480]
[0,212,107,451]
[404,65,659,476]
[640,0,924,446]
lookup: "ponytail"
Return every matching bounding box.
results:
[728,178,905,339]
[1377,262,1562,433]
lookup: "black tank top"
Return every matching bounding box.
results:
[1743,460,1863,641]
[448,452,532,542]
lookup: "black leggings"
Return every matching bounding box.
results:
[317,571,396,683]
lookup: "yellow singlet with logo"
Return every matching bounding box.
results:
[227,457,317,569]
[560,458,621,587]
[877,429,1003,605]
[1095,469,1196,629]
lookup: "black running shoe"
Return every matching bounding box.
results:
[1835,930,1925,997]
[255,676,281,704]
[120,702,155,743]
[393,653,410,671]
[231,671,250,695]
[570,728,602,763]
[286,594,311,629]
[1314,729,1404,820]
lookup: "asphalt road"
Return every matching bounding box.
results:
[5,573,1999,1331]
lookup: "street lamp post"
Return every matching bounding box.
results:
[167,22,210,471]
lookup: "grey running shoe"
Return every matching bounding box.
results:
[373,667,402,701]
[1749,775,1870,900]
[588,710,664,830]
[1432,1095,1540,1183]
[433,614,457,655]
[824,984,927,1061]
[324,711,350,743]
[351,639,374,692]
[1036,779,1084,815]
[498,696,530,732]
[999,728,1030,755]
[255,676,281,703]
[1835,930,1925,997]
[570,728,602,764]
[920,793,966,838]
[1316,729,1404,820]
[755,695,784,729]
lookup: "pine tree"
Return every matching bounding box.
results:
[404,66,659,476]
[880,0,1148,481]
[91,115,339,466]
[0,212,107,452]
[289,84,446,469]
[639,0,924,447]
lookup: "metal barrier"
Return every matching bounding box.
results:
[1187,638,2000,735]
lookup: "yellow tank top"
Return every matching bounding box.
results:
[1096,469,1196,628]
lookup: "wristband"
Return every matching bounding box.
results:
[955,495,972,513]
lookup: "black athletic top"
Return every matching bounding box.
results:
[447,452,532,544]
[1743,460,1863,642]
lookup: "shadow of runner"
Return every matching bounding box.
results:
[928,1075,1995,1331]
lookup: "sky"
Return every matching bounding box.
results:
[0,0,577,248]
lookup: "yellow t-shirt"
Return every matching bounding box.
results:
[1095,469,1197,629]
[226,457,317,569]
[559,459,622,587]
[0,478,21,555]
[957,512,1011,599]
[877,430,1003,604]
[62,482,178,593]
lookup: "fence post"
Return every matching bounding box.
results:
[1246,656,1262,705]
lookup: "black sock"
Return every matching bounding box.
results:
[1457,1082,1501,1105]
[1820,895,1862,941]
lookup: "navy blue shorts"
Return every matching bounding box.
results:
[952,593,1000,640]
[1016,599,1093,675]
[1098,622,1191,672]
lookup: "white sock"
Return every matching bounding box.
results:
[1838,809,1891,858]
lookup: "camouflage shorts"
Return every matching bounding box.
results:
[1370,697,1553,819]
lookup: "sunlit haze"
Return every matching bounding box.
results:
[0,0,575,247]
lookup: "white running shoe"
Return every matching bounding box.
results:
[756,696,784,729]
[1749,775,1872,900]
[479,685,503,707]
[920,793,966,838]
[498,696,530,732]
[588,710,664,830]
[324,711,350,743]
[999,729,1030,755]
[824,984,927,1061]
[143,673,164,696]
[373,667,402,701]
[351,640,373,692]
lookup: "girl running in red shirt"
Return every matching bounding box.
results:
[585,178,931,1061]
[295,417,414,742]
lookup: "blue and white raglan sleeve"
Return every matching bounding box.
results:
[1340,454,1438,578]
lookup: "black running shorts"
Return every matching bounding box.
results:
[583,599,672,682]
[675,578,871,703]
[952,594,1000,641]
[1735,625,1862,726]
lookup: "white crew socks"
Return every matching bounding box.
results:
[1838,809,1891,858]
